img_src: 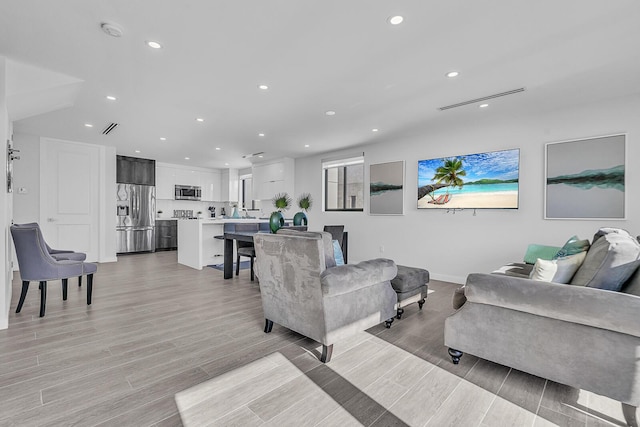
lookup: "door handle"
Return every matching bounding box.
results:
[47,218,57,222]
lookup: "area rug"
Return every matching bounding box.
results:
[208,261,251,271]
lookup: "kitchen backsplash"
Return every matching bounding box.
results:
[156,199,263,218]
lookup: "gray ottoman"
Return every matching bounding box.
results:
[390,265,430,319]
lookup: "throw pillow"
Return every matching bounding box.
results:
[553,235,591,259]
[530,251,587,283]
[333,240,345,266]
[523,244,562,264]
[570,228,640,291]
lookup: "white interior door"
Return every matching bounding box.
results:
[40,139,100,261]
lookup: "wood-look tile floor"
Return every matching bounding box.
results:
[0,251,633,426]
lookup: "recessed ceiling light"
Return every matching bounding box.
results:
[225,163,229,166]
[479,103,489,108]
[135,150,140,153]
[84,123,93,128]
[196,117,204,122]
[215,147,221,151]
[389,16,404,25]
[146,40,162,49]
[106,95,117,101]
[304,144,310,148]
[325,110,336,116]
[446,71,460,78]
[160,137,166,141]
[184,157,190,160]
[372,128,379,132]
[258,155,263,158]
[258,84,269,90]
[258,133,265,137]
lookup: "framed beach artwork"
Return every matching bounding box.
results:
[369,161,405,215]
[417,148,520,209]
[545,134,626,220]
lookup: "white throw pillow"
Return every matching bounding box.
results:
[530,251,587,283]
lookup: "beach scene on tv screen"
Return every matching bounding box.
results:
[417,148,519,209]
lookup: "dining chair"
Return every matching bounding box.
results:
[234,223,259,281]
[11,224,97,317]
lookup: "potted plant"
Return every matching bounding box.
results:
[270,192,292,233]
[197,211,203,219]
[294,193,313,226]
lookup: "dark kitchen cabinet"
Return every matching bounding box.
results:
[156,220,177,250]
[117,155,155,185]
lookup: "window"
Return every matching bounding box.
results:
[322,154,364,211]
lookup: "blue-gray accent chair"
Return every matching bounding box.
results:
[13,222,87,286]
[11,224,97,317]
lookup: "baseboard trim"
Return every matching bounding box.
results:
[430,273,466,285]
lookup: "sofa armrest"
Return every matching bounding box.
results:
[320,258,397,297]
[464,273,640,338]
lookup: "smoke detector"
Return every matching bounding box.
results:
[101,22,123,38]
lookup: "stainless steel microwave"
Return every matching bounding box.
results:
[175,185,201,200]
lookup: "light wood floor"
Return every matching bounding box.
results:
[0,251,631,426]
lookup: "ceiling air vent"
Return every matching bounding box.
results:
[242,151,265,159]
[102,122,119,135]
[438,88,526,111]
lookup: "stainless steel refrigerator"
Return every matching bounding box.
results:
[116,183,156,253]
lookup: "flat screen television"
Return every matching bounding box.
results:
[417,148,520,209]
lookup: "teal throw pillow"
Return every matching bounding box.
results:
[333,240,345,266]
[523,244,561,265]
[554,235,590,259]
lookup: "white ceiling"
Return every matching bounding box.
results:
[1,1,640,169]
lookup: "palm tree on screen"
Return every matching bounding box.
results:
[432,158,466,196]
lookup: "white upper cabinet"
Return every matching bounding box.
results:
[156,165,176,200]
[174,168,200,187]
[252,158,294,201]
[220,168,239,202]
[200,171,221,202]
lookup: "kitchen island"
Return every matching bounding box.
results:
[177,218,269,270]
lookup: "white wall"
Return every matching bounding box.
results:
[0,57,11,329]
[296,95,640,284]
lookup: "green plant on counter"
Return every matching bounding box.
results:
[272,193,292,212]
[297,193,313,212]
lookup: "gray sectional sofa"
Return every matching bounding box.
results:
[444,228,640,425]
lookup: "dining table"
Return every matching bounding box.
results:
[221,223,309,279]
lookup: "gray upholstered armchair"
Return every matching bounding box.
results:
[253,229,397,363]
[11,224,97,317]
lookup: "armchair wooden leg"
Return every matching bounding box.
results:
[39,281,47,317]
[236,255,241,276]
[320,344,333,363]
[418,298,426,309]
[385,318,394,328]
[78,275,82,287]
[264,319,274,333]
[622,403,638,427]
[16,281,29,313]
[448,348,463,365]
[396,307,404,319]
[62,278,68,301]
[87,274,93,305]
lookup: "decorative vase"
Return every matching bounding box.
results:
[269,211,284,233]
[232,207,241,218]
[293,211,308,226]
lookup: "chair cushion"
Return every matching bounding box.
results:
[332,240,345,266]
[570,228,640,291]
[51,252,87,262]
